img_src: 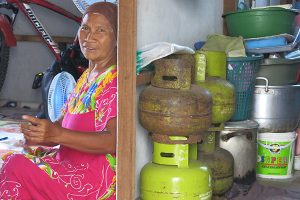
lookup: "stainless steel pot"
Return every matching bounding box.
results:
[219,120,258,185]
[256,58,300,86]
[251,77,300,132]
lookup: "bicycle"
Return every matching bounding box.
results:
[0,0,88,118]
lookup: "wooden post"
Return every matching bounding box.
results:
[117,0,137,199]
[223,0,236,35]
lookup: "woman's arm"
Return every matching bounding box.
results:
[55,118,116,154]
[21,115,116,154]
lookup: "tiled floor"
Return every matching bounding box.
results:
[258,171,300,189]
[234,172,300,200]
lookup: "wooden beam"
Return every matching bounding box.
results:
[223,0,236,13]
[117,0,137,199]
[15,35,74,43]
[223,0,236,35]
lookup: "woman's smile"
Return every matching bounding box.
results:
[83,46,97,52]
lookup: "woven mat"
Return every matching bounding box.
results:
[0,107,34,163]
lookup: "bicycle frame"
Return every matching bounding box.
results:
[0,14,16,46]
[1,0,82,61]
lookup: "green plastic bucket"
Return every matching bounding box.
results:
[257,132,296,179]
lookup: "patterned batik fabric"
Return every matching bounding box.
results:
[0,65,117,200]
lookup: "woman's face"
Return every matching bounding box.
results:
[78,13,116,64]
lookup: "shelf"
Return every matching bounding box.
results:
[136,71,154,86]
[15,35,74,43]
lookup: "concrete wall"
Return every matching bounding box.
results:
[135,0,223,198]
[0,0,81,104]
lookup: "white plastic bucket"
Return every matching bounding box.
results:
[257,132,296,179]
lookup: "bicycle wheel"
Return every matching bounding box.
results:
[0,32,10,92]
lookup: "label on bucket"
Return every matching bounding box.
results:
[257,139,294,176]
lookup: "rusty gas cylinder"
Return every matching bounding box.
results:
[139,56,212,136]
[198,132,234,196]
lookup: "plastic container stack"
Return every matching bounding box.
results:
[223,2,300,180]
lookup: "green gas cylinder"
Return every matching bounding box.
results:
[198,132,234,196]
[140,138,213,200]
[194,77,235,124]
[194,51,235,124]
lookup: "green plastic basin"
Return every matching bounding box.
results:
[223,7,298,39]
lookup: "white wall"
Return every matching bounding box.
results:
[135,0,223,198]
[137,0,223,49]
[0,0,81,104]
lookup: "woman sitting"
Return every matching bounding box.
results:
[0,2,118,199]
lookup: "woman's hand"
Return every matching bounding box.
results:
[20,115,61,146]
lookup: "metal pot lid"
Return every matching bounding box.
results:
[224,120,259,130]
